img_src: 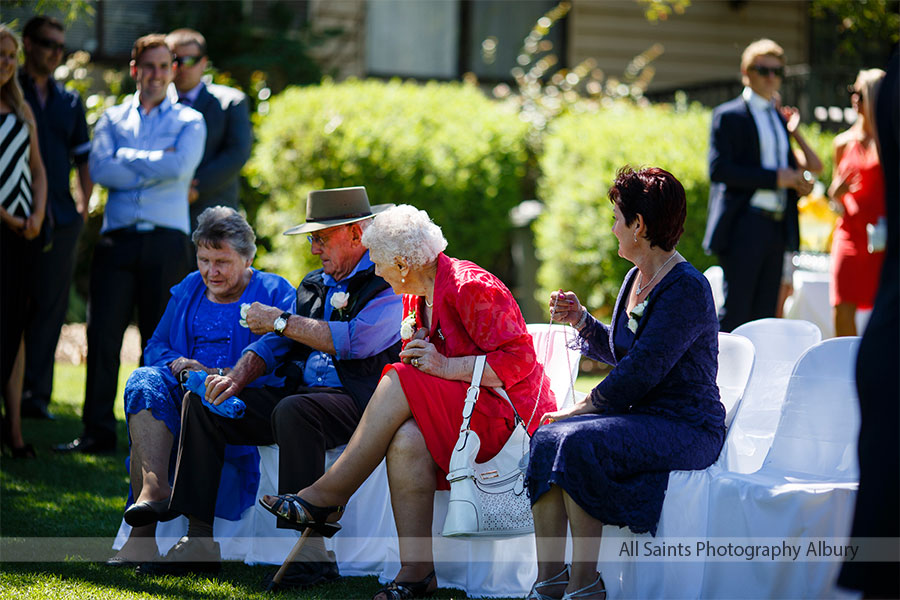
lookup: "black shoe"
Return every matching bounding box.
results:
[21,399,54,420]
[135,536,221,577]
[124,499,178,527]
[53,435,116,454]
[264,551,340,591]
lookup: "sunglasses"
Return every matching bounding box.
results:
[174,55,203,68]
[306,225,348,246]
[750,65,785,78]
[31,36,65,53]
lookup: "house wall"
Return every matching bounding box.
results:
[567,0,809,92]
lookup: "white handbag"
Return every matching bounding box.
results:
[441,355,536,537]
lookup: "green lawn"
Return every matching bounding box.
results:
[1,362,599,599]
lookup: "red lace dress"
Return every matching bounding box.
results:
[831,138,886,308]
[384,253,555,489]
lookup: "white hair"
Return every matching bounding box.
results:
[361,204,448,267]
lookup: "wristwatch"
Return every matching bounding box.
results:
[273,312,291,336]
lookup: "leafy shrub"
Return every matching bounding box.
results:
[249,79,530,278]
[535,101,835,315]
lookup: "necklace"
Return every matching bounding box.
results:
[635,251,678,296]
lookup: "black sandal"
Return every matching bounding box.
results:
[259,494,344,537]
[373,569,436,600]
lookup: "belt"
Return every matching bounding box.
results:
[747,206,784,222]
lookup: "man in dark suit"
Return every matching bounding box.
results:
[165,29,252,231]
[703,39,821,332]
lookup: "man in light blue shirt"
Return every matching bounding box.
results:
[56,34,206,455]
[143,187,402,588]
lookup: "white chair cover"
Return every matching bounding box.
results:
[726,319,822,474]
[716,332,756,429]
[527,323,581,409]
[702,337,862,599]
[703,265,725,315]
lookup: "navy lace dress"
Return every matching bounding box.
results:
[526,262,725,535]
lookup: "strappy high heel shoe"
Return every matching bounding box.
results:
[259,493,344,537]
[527,564,570,600]
[561,572,606,600]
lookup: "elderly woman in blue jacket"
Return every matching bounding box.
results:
[109,207,294,566]
[527,167,725,600]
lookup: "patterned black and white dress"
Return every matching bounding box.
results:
[1,111,39,383]
[0,112,33,217]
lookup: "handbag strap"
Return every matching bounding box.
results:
[458,355,487,434]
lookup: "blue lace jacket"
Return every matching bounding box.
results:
[574,261,725,432]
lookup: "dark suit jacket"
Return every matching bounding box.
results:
[189,83,253,228]
[703,95,799,255]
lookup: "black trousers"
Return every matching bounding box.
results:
[169,385,363,526]
[23,219,83,408]
[82,227,192,440]
[717,212,786,333]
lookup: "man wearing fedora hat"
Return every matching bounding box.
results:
[139,187,402,586]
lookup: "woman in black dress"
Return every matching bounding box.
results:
[527,167,725,599]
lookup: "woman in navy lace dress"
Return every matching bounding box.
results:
[527,167,725,600]
[109,207,294,565]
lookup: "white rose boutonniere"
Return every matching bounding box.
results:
[239,303,251,328]
[330,291,350,314]
[626,299,648,334]
[400,310,417,341]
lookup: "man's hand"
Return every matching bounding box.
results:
[202,373,243,406]
[188,179,199,204]
[245,302,284,335]
[777,168,814,196]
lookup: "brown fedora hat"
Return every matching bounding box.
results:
[283,186,394,235]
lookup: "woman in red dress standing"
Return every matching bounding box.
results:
[829,68,887,337]
[259,204,555,599]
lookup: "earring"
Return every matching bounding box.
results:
[633,233,638,243]
[401,277,405,283]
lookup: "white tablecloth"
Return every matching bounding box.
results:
[784,268,870,338]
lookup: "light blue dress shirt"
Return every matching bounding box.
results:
[245,251,403,388]
[89,85,206,235]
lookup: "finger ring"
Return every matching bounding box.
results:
[412,358,419,367]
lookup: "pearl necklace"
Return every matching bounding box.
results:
[635,251,678,296]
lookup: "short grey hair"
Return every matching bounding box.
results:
[192,206,257,261]
[362,204,447,267]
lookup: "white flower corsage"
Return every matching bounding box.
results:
[626,300,648,334]
[239,303,251,328]
[330,291,350,313]
[400,310,417,341]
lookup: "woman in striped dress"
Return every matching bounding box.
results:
[1,24,48,457]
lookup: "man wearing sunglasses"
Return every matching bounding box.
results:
[55,34,206,454]
[18,16,93,421]
[704,38,822,332]
[165,29,252,232]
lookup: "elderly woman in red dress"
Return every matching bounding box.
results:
[259,204,554,599]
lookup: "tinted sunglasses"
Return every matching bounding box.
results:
[175,55,203,68]
[32,36,65,53]
[750,65,785,78]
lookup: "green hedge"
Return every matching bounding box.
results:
[535,102,715,314]
[248,79,530,278]
[534,102,835,315]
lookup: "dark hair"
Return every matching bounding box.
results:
[192,206,257,260]
[165,28,207,56]
[23,16,63,40]
[131,33,170,63]
[608,166,686,251]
